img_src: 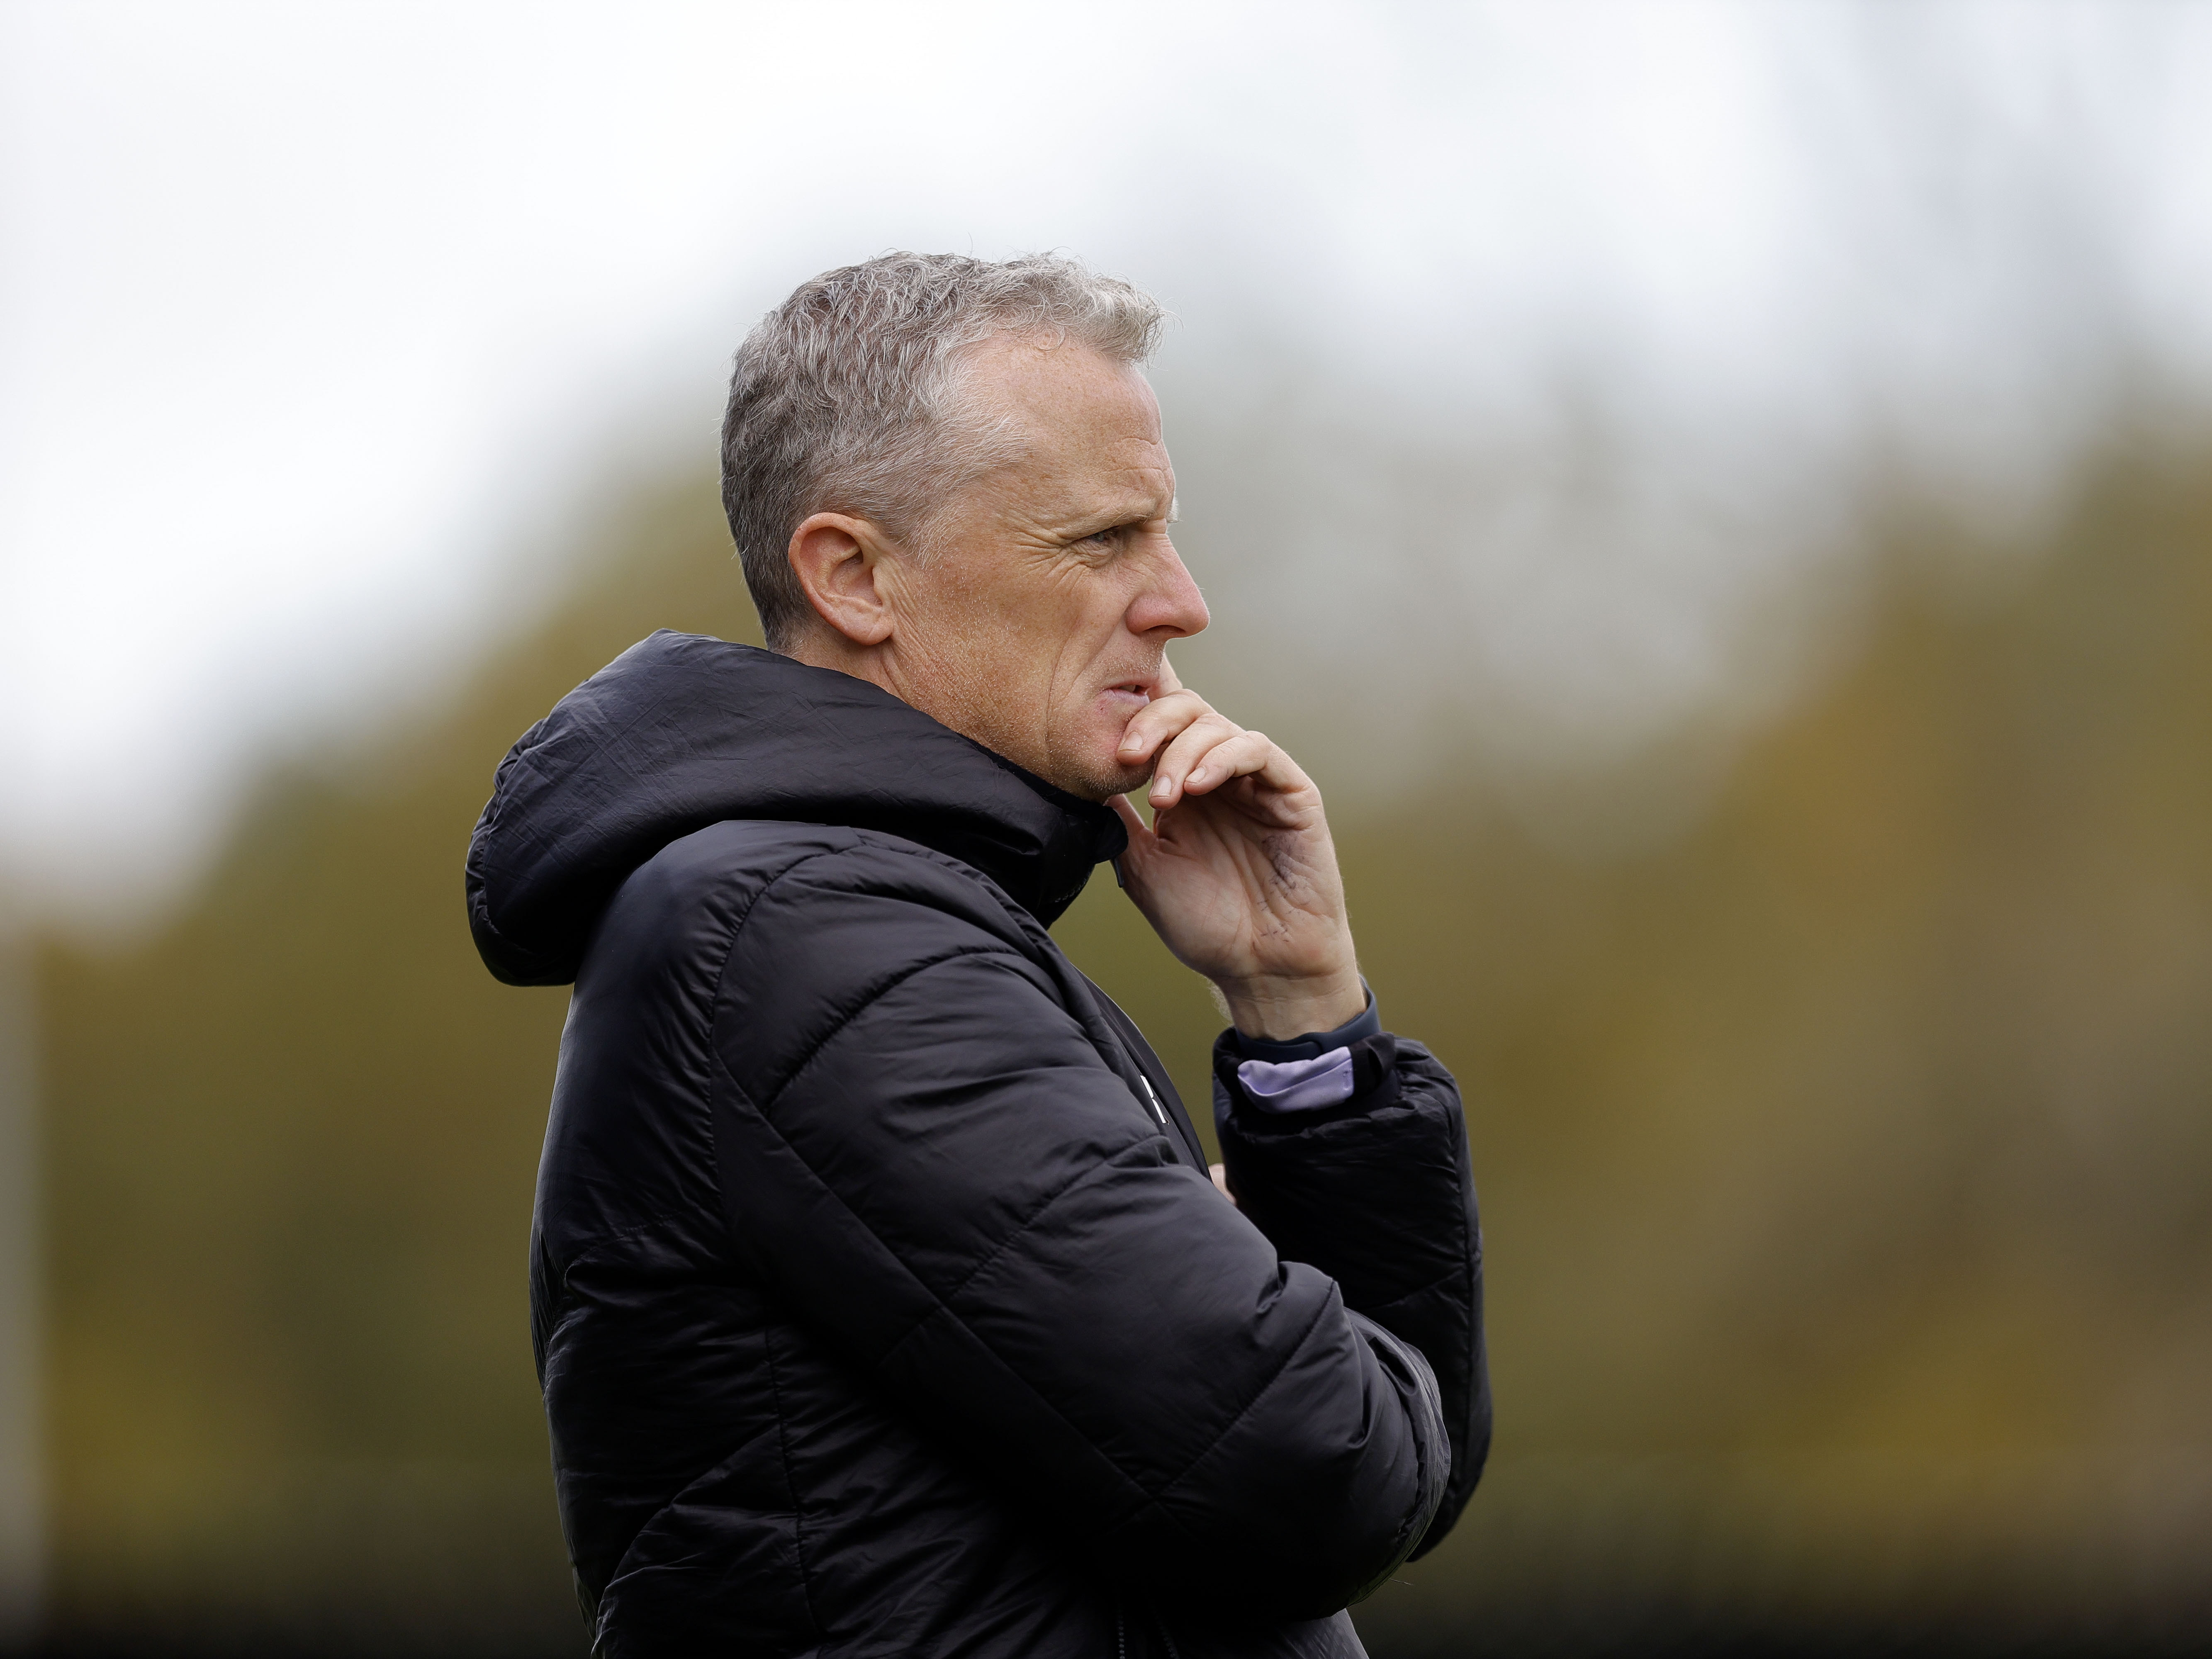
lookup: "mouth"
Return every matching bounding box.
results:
[1096,676,1156,711]
[1093,686,1150,730]
[1093,668,1159,708]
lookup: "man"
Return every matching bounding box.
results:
[467,253,1489,1659]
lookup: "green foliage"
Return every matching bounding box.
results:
[35,434,2212,1647]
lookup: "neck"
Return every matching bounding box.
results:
[784,628,901,701]
[782,627,1098,804]
[784,630,990,769]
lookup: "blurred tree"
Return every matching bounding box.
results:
[33,426,2212,1652]
[35,473,759,1651]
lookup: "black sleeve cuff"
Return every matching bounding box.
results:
[1228,981,1381,1063]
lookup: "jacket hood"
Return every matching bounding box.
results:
[466,630,1127,985]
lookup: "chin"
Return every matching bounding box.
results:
[1045,752,1152,805]
[1032,710,1151,803]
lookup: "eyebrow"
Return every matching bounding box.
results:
[1071,494,1176,539]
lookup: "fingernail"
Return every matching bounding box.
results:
[1189,768,1209,784]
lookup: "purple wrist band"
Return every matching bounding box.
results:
[1235,1047,1356,1113]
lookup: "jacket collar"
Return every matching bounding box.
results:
[467,631,1127,985]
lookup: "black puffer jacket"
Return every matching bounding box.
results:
[468,632,1489,1659]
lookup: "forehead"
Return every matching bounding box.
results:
[964,334,1159,431]
[957,336,1172,513]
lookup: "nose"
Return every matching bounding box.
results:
[1127,536,1210,641]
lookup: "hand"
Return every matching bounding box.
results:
[1108,666,1365,1042]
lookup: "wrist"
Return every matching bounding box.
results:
[1216,965,1367,1044]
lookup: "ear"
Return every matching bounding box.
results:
[787,512,898,646]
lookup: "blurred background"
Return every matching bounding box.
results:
[5,2,2211,1653]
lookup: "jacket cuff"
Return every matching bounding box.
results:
[1227,982,1380,1063]
[1214,1029,1402,1127]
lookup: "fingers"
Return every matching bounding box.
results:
[1113,677,1315,809]
[1147,720,1252,807]
[1146,711,1247,806]
[1150,725,1310,810]
[1115,687,1212,770]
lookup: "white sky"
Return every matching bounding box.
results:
[4,0,2211,921]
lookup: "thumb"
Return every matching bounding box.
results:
[1107,795,1165,906]
[1108,793,1154,850]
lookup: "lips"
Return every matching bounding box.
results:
[1096,687,1152,722]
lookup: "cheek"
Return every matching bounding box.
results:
[1048,637,1136,746]
[922,572,1019,660]
[1053,598,1129,693]
[930,578,1065,713]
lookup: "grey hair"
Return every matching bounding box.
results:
[721,251,1166,649]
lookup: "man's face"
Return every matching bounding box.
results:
[878,338,1209,801]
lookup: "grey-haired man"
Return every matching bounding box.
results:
[470,253,1489,1658]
